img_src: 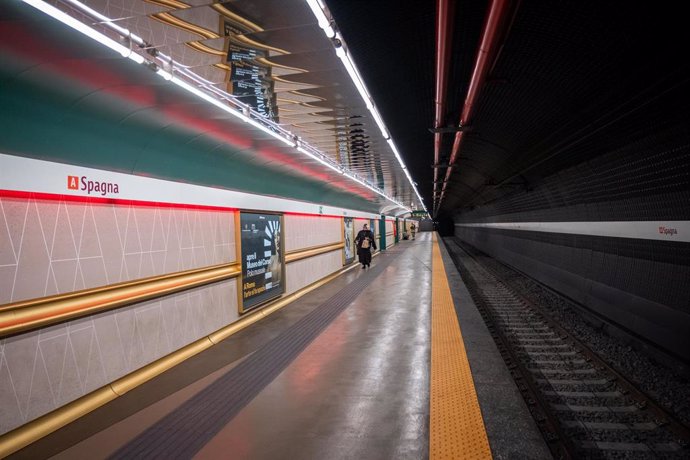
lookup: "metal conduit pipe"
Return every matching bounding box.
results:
[433,0,454,213]
[438,0,511,208]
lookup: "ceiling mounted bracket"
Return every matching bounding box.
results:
[428,125,472,134]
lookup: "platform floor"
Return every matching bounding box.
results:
[11,233,550,459]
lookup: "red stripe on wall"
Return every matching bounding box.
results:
[0,189,238,213]
[283,212,344,219]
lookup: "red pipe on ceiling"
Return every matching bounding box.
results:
[433,0,454,207]
[437,0,510,210]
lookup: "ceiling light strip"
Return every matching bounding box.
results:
[22,0,145,64]
[304,0,427,213]
[21,0,409,212]
[63,0,145,46]
[305,0,335,38]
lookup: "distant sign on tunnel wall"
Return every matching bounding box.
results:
[240,212,284,312]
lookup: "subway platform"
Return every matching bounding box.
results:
[8,233,550,459]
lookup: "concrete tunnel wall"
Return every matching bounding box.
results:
[453,126,690,363]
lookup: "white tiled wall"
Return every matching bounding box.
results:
[353,217,370,233]
[0,197,236,304]
[0,196,239,435]
[286,250,343,294]
[0,279,238,434]
[284,214,341,252]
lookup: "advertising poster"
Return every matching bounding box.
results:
[240,212,283,312]
[370,219,377,249]
[224,21,277,121]
[343,217,355,264]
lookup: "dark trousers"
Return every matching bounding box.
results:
[358,248,372,266]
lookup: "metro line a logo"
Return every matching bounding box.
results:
[67,176,79,190]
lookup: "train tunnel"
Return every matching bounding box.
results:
[1,0,689,458]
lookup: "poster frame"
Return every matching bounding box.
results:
[343,216,355,265]
[237,209,285,314]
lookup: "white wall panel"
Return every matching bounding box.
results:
[284,214,341,252]
[0,196,235,304]
[385,220,395,247]
[0,278,238,435]
[285,250,342,294]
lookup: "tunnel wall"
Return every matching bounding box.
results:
[453,136,690,362]
[419,219,434,232]
[0,155,379,435]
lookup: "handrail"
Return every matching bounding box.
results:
[0,263,240,338]
[0,241,350,338]
[285,241,344,263]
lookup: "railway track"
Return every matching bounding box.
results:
[444,238,690,459]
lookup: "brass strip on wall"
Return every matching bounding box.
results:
[0,260,362,458]
[152,11,219,40]
[0,241,349,339]
[145,0,190,9]
[0,387,118,459]
[285,242,343,263]
[0,263,241,338]
[0,264,227,313]
[210,3,264,32]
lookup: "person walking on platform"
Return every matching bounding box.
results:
[355,223,377,269]
[410,223,416,240]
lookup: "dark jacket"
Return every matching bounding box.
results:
[355,229,377,251]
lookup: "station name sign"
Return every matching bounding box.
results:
[68,175,120,196]
[658,226,678,236]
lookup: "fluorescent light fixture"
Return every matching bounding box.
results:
[337,49,371,105]
[169,76,297,148]
[156,69,172,81]
[370,107,390,139]
[22,0,145,65]
[63,0,145,47]
[304,0,427,213]
[305,0,329,30]
[305,0,336,38]
[386,139,403,163]
[297,146,343,174]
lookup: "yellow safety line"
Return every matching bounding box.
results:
[430,233,492,459]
